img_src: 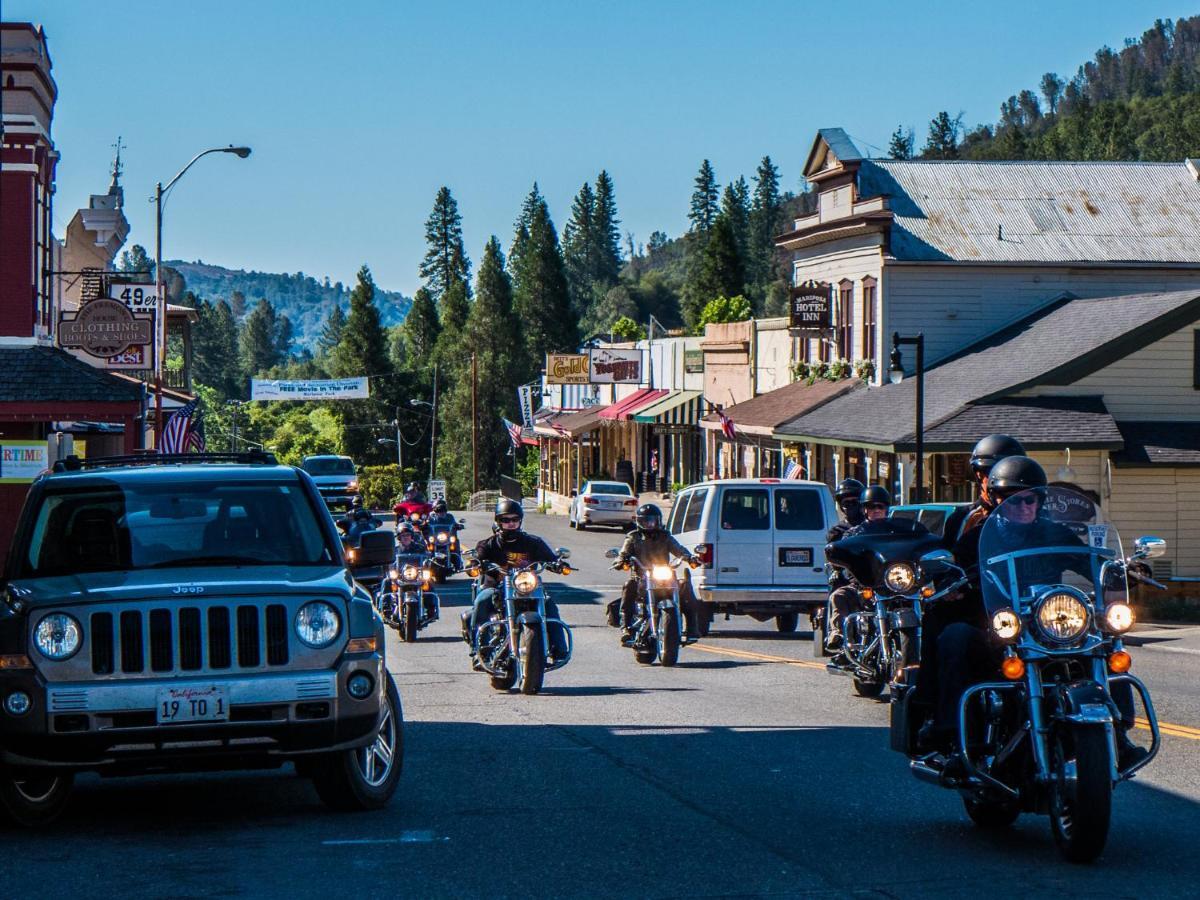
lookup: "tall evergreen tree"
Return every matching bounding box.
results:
[418,186,471,302]
[510,182,545,278]
[192,299,241,398]
[562,181,596,319]
[921,111,963,159]
[438,237,520,499]
[276,314,295,360]
[511,197,577,381]
[117,244,154,277]
[686,212,744,330]
[888,126,915,159]
[329,265,395,461]
[591,169,622,286]
[721,177,750,263]
[316,304,346,356]
[689,159,720,233]
[401,287,440,368]
[239,298,281,378]
[747,156,782,301]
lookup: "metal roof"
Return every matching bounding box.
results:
[859,159,1200,264]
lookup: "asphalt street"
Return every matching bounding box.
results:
[6,511,1200,899]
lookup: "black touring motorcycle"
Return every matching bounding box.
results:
[375,552,439,642]
[461,551,574,695]
[890,486,1163,862]
[605,549,697,667]
[823,519,966,697]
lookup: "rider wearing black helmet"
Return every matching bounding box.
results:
[941,434,1026,549]
[613,503,701,641]
[467,499,567,663]
[826,485,892,653]
[428,498,456,528]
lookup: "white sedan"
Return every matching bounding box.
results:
[568,480,639,530]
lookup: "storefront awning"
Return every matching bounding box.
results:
[702,378,860,438]
[598,388,668,421]
[533,405,606,439]
[631,390,704,424]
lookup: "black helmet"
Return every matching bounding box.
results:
[970,434,1025,476]
[635,503,663,531]
[350,496,364,510]
[433,499,448,514]
[860,485,891,508]
[986,455,1047,497]
[835,478,865,503]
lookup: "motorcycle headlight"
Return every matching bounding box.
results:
[387,569,399,581]
[34,613,82,660]
[651,565,675,584]
[422,568,433,581]
[295,601,341,648]
[401,564,420,581]
[436,532,448,543]
[1035,591,1090,644]
[883,563,917,594]
[1104,602,1135,634]
[991,608,1021,642]
[410,513,421,522]
[514,571,540,595]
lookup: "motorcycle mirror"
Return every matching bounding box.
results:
[604,548,619,559]
[920,549,954,564]
[458,519,466,527]
[1133,536,1167,560]
[555,547,571,559]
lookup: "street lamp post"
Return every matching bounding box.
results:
[154,145,251,447]
[889,332,925,502]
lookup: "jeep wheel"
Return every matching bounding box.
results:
[312,673,403,811]
[0,770,74,827]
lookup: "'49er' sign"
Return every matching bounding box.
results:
[789,281,832,334]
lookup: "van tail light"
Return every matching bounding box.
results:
[623,499,637,506]
[584,497,598,505]
[695,543,713,568]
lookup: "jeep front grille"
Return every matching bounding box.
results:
[92,605,291,676]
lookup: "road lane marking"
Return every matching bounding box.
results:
[694,646,1200,742]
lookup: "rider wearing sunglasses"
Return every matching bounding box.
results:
[826,485,892,656]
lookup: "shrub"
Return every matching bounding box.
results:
[358,464,420,509]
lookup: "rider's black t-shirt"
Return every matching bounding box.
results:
[474,531,558,572]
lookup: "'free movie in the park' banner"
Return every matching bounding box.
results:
[250,377,370,402]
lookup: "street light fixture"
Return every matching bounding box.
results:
[890,332,925,502]
[153,145,251,447]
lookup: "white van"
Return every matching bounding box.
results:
[668,478,836,632]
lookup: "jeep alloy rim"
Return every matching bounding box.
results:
[12,775,60,804]
[355,697,396,787]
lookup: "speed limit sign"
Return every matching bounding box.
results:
[427,479,447,505]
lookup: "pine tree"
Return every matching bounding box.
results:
[229,289,247,319]
[591,169,622,286]
[510,183,545,279]
[721,177,750,263]
[689,159,720,233]
[239,298,281,378]
[438,237,520,499]
[511,197,577,382]
[401,287,440,368]
[330,265,395,460]
[435,279,470,367]
[276,314,295,360]
[921,111,963,159]
[117,244,154,277]
[192,299,241,398]
[418,186,471,302]
[686,212,744,331]
[747,156,782,310]
[888,126,915,159]
[316,304,346,356]
[562,181,596,319]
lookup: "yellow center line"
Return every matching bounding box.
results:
[694,644,1200,742]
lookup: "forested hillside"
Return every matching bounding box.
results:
[166,259,411,349]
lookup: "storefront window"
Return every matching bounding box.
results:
[862,277,877,367]
[837,280,853,360]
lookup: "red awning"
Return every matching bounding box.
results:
[598,388,669,421]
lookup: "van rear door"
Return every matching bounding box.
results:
[771,486,830,588]
[711,486,773,585]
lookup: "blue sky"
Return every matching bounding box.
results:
[8,0,1191,296]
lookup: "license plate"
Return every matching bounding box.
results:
[779,547,813,567]
[156,684,230,724]
[602,501,622,510]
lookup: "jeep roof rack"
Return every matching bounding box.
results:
[52,449,279,473]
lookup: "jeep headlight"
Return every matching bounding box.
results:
[883,563,917,594]
[34,613,81,660]
[514,571,539,595]
[1104,602,1134,634]
[1036,591,1089,644]
[991,608,1021,642]
[295,601,341,648]
[651,565,675,584]
[401,564,420,582]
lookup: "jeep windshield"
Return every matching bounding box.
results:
[302,458,355,476]
[19,480,336,577]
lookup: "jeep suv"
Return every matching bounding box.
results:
[0,452,401,825]
[301,455,360,511]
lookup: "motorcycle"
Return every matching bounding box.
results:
[823,519,966,697]
[426,518,466,582]
[461,551,574,695]
[890,485,1163,862]
[376,551,440,642]
[605,549,696,666]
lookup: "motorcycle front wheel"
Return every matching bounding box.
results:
[401,607,418,643]
[519,627,546,695]
[1049,724,1112,863]
[658,607,680,667]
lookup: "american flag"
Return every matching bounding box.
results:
[718,408,737,441]
[783,458,802,480]
[503,417,523,450]
[161,398,204,453]
[550,419,570,438]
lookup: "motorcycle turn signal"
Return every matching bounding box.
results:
[1109,650,1132,673]
[1001,654,1026,680]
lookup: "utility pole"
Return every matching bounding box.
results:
[471,353,478,495]
[430,363,438,481]
[393,407,403,472]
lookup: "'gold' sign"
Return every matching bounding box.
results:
[545,353,590,384]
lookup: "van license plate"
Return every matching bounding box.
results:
[157,685,229,724]
[779,548,813,566]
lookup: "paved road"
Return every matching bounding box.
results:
[6,512,1200,898]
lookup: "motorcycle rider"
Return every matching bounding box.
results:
[393,522,438,621]
[394,483,433,527]
[338,496,378,543]
[826,485,891,655]
[918,455,1146,768]
[613,503,702,643]
[941,434,1026,549]
[428,498,457,529]
[467,499,568,663]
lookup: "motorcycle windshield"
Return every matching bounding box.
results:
[979,486,1125,616]
[826,518,938,589]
